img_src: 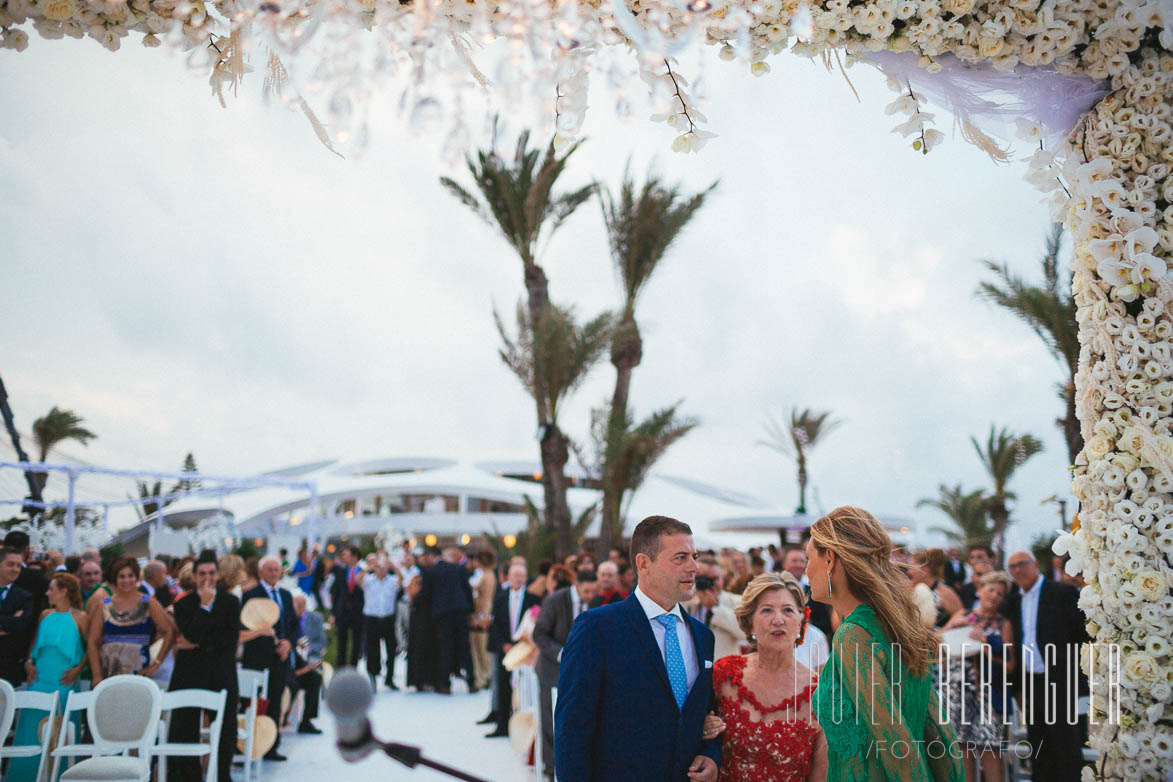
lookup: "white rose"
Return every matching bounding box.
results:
[1134,569,1166,601]
[1124,651,1162,684]
[39,0,78,20]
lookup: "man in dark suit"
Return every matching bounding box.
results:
[944,547,968,592]
[2,531,47,616]
[168,551,241,782]
[533,570,597,780]
[486,561,540,738]
[329,545,364,667]
[0,546,34,685]
[1005,550,1088,782]
[241,555,298,761]
[957,545,995,609]
[419,545,475,694]
[556,516,721,782]
[142,560,173,608]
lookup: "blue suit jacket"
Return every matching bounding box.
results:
[555,593,721,782]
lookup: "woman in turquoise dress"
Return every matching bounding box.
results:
[805,506,964,782]
[10,573,88,782]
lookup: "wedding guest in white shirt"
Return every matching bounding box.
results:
[359,555,402,690]
[486,563,539,738]
[1005,550,1087,782]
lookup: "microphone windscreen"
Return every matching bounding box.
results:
[326,668,373,722]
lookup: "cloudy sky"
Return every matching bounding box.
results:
[0,35,1075,551]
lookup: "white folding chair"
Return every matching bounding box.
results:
[236,668,268,782]
[0,686,59,782]
[55,675,162,782]
[0,679,17,743]
[152,689,227,782]
[49,691,96,781]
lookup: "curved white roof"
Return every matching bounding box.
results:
[147,457,809,548]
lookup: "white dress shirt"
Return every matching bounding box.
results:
[634,585,699,692]
[1020,576,1047,673]
[569,586,582,619]
[508,587,527,635]
[362,574,400,618]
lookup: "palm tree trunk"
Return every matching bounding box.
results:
[0,375,43,512]
[1063,378,1082,467]
[796,454,808,514]
[600,314,642,553]
[541,425,573,557]
[522,256,562,536]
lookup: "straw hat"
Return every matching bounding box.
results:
[508,711,535,755]
[241,597,280,631]
[237,715,277,759]
[502,638,536,672]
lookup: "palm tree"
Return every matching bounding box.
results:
[0,374,42,515]
[589,401,699,548]
[758,407,842,514]
[495,301,613,555]
[917,484,993,549]
[31,406,96,493]
[595,166,715,550]
[972,425,1043,558]
[977,224,1080,464]
[440,128,594,543]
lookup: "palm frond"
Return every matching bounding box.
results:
[599,165,717,308]
[494,300,613,425]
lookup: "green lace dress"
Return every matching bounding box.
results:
[813,603,964,782]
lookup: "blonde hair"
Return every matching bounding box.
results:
[734,572,806,648]
[217,554,246,589]
[979,570,1013,595]
[810,506,938,677]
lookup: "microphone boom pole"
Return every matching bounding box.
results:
[326,668,493,782]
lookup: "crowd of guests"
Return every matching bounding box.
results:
[540,510,1092,782]
[0,510,1093,782]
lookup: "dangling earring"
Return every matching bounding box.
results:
[827,568,833,601]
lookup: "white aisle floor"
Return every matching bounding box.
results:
[253,673,531,782]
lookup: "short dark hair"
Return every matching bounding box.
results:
[576,568,597,584]
[346,544,363,559]
[2,531,29,553]
[109,556,141,580]
[967,544,994,557]
[65,555,81,573]
[195,550,218,568]
[630,516,692,563]
[0,546,22,562]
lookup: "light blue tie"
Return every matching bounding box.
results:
[655,614,688,710]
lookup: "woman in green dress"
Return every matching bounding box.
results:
[10,572,89,782]
[805,506,964,782]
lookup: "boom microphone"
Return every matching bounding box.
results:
[325,669,376,762]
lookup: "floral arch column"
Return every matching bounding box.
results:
[2,0,1172,777]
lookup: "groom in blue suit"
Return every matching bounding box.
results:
[555,516,720,782]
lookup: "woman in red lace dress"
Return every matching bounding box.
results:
[705,572,828,782]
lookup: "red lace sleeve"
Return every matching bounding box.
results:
[713,653,743,689]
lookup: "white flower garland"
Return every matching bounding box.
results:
[2,0,1172,778]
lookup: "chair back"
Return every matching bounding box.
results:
[50,690,95,782]
[237,668,267,700]
[88,675,162,756]
[158,689,227,782]
[0,678,15,742]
